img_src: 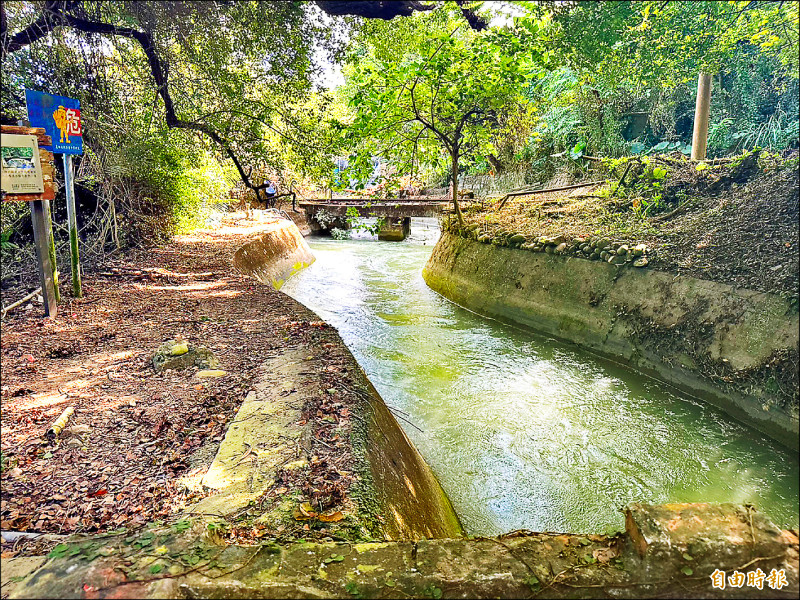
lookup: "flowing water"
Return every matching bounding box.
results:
[281,219,799,536]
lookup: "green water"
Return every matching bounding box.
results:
[281,221,799,536]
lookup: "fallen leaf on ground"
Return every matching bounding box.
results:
[319,511,344,522]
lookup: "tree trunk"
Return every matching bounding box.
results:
[487,154,504,175]
[450,150,464,227]
[691,72,712,161]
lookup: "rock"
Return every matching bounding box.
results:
[170,342,189,356]
[634,257,649,267]
[633,244,647,257]
[616,245,629,256]
[555,243,567,253]
[597,238,611,250]
[509,234,527,245]
[545,245,555,254]
[196,369,227,379]
[532,245,542,252]
[600,250,609,260]
[610,255,627,265]
[590,251,601,260]
[548,235,566,245]
[153,340,221,373]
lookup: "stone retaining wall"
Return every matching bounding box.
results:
[423,231,799,449]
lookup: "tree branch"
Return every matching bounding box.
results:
[1,3,277,205]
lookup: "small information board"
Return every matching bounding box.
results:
[1,133,45,194]
[25,89,83,155]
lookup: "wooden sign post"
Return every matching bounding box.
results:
[1,125,59,317]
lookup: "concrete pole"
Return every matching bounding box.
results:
[29,200,58,317]
[63,154,82,297]
[691,72,712,161]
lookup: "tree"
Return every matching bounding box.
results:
[512,1,798,161]
[1,1,351,207]
[343,13,533,225]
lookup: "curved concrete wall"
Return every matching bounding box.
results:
[235,219,462,539]
[424,232,799,450]
[233,219,315,289]
[357,373,463,540]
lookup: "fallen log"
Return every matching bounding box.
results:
[496,181,605,210]
[46,407,75,442]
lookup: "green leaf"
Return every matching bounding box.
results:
[682,553,694,561]
[569,141,586,160]
[149,564,163,574]
[48,543,70,558]
[681,566,694,576]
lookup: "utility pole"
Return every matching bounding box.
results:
[691,72,712,161]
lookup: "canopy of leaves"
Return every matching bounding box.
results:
[540,0,799,87]
[340,7,535,189]
[1,0,347,227]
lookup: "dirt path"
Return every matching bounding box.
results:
[1,214,363,553]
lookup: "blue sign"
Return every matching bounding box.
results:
[25,90,83,155]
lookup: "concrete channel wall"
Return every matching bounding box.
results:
[9,504,798,598]
[423,231,799,450]
[233,218,462,540]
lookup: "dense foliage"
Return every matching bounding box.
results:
[340,1,799,190]
[1,0,797,286]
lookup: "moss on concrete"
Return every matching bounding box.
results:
[424,232,799,449]
[9,504,798,599]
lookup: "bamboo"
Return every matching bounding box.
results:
[47,406,75,440]
[44,200,60,303]
[497,181,605,210]
[63,154,82,297]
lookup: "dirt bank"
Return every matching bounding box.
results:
[464,151,798,298]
